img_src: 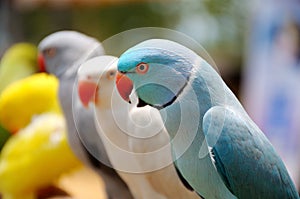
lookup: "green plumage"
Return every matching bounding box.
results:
[0,43,39,150]
[0,43,38,93]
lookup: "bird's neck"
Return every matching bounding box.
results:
[159,61,239,159]
[95,100,133,151]
[59,77,74,110]
[165,59,248,146]
[95,92,134,129]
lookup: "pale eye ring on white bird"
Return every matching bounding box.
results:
[136,62,149,74]
[106,70,116,80]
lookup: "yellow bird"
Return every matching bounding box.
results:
[0,73,61,133]
[0,113,81,199]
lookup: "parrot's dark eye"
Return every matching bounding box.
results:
[43,48,56,58]
[106,70,116,80]
[136,62,149,74]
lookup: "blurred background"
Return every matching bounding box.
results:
[1,0,246,93]
[0,0,299,198]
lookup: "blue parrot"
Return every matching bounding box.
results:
[116,39,300,199]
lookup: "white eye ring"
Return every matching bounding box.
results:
[136,62,149,74]
[106,70,116,80]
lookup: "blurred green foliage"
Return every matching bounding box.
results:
[0,125,10,150]
[19,2,180,43]
[2,0,249,94]
[16,1,248,51]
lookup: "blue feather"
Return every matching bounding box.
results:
[203,106,299,198]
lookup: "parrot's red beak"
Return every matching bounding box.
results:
[116,72,133,103]
[78,80,98,107]
[38,54,46,72]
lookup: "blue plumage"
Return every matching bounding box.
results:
[203,106,298,198]
[117,39,299,199]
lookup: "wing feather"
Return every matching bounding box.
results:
[202,106,299,199]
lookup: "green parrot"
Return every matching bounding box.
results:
[0,43,39,93]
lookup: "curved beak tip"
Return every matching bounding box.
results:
[116,72,133,103]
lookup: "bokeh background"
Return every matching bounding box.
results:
[0,0,299,198]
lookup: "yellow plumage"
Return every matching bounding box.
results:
[0,72,103,199]
[0,113,81,199]
[0,73,61,133]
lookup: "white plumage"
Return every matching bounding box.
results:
[77,56,200,199]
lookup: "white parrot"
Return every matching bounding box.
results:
[77,55,200,199]
[38,31,133,199]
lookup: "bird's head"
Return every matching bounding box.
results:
[38,31,104,77]
[116,39,198,109]
[77,56,119,108]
